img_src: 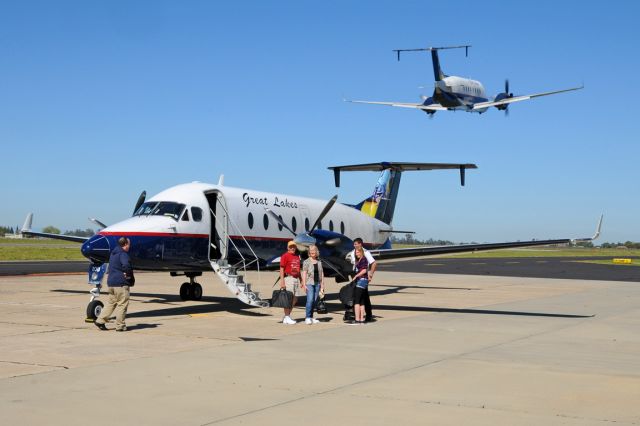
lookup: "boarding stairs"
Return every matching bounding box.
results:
[209,203,269,308]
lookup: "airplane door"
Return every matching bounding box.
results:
[205,191,228,261]
[298,204,311,232]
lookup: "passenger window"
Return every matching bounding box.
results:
[248,212,254,229]
[181,210,190,221]
[277,215,283,232]
[340,221,345,234]
[263,214,269,230]
[305,218,310,232]
[292,217,297,232]
[191,207,203,222]
[329,220,334,231]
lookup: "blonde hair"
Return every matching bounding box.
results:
[308,245,319,257]
[355,247,364,257]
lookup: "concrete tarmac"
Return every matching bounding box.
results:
[1,270,639,425]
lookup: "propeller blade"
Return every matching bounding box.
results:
[89,218,107,229]
[309,195,338,233]
[320,258,348,280]
[133,191,146,215]
[265,208,296,236]
[505,79,509,96]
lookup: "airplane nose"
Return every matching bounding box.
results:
[81,235,111,263]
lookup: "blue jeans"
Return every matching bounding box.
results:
[305,283,320,318]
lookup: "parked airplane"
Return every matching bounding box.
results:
[346,45,583,116]
[21,162,601,320]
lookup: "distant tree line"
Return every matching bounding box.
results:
[0,226,16,235]
[390,234,454,246]
[390,234,639,249]
[1,225,95,238]
[599,241,640,249]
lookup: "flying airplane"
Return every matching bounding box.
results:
[346,45,583,116]
[21,162,601,321]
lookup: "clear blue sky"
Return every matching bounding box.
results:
[1,1,638,243]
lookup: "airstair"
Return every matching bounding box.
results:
[209,259,269,308]
[209,200,270,308]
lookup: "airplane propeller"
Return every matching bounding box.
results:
[495,79,514,116]
[133,191,147,215]
[504,79,514,116]
[266,195,338,251]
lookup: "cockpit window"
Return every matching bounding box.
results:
[134,201,186,221]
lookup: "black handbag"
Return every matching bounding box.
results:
[271,289,293,308]
[316,296,328,314]
[125,271,135,287]
[338,282,356,307]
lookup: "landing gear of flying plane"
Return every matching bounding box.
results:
[177,272,203,301]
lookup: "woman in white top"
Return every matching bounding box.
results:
[301,245,325,324]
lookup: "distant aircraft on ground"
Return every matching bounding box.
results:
[22,162,601,321]
[346,45,583,117]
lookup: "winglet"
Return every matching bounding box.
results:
[572,214,603,242]
[21,213,33,233]
[592,214,603,240]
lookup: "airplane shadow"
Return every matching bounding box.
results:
[53,283,593,320]
[51,289,272,318]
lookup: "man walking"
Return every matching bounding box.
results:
[94,237,133,332]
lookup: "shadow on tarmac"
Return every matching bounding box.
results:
[53,283,593,320]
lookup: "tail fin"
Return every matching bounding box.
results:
[357,168,401,224]
[329,162,477,225]
[431,50,444,81]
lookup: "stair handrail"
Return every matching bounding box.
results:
[209,197,262,290]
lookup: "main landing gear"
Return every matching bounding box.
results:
[176,272,203,301]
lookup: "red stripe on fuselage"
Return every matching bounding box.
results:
[98,231,209,238]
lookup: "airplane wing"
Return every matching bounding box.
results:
[345,99,447,111]
[472,85,583,110]
[20,213,89,243]
[21,230,89,243]
[370,215,603,261]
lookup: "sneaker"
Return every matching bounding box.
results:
[305,318,312,325]
[283,316,296,325]
[115,327,127,332]
[311,318,320,324]
[94,321,108,331]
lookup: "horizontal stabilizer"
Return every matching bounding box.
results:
[328,162,477,187]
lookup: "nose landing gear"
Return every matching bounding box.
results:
[85,263,107,322]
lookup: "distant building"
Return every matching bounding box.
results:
[4,233,24,239]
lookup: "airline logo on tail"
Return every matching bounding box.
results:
[361,169,391,218]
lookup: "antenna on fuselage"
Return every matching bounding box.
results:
[393,44,471,61]
[218,174,224,186]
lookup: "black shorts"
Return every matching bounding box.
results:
[354,286,366,305]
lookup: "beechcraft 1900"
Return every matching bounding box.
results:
[21,162,601,320]
[346,45,583,116]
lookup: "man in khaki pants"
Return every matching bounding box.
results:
[94,237,133,332]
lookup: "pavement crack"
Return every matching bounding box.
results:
[1,360,69,370]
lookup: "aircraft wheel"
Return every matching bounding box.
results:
[179,282,191,301]
[87,300,104,320]
[190,283,203,301]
